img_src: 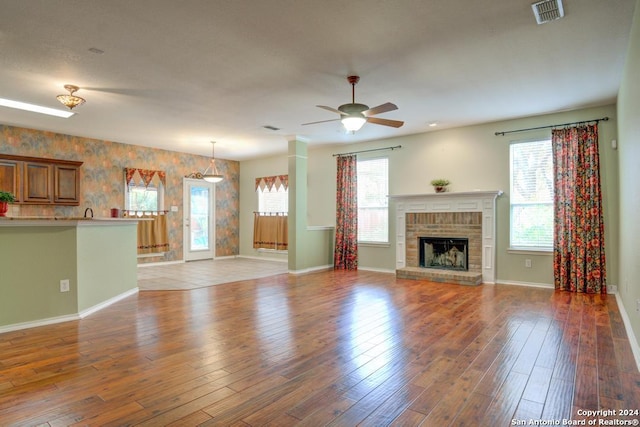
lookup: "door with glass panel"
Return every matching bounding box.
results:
[183,178,215,261]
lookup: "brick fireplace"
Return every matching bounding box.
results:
[389,191,502,285]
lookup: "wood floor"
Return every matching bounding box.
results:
[0,270,638,426]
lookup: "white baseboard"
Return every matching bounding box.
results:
[137,260,184,268]
[615,293,640,372]
[237,255,288,263]
[0,288,139,334]
[359,266,396,274]
[79,288,139,319]
[495,280,554,289]
[0,313,80,334]
[289,264,333,275]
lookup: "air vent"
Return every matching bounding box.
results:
[263,125,280,131]
[532,0,564,24]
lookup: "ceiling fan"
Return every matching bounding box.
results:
[303,75,404,132]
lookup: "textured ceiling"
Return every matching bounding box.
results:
[0,0,635,160]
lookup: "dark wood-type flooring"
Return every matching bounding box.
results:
[0,270,639,426]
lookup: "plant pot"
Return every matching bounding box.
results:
[434,186,447,193]
[0,201,8,216]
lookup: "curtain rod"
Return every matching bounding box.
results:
[332,145,402,157]
[494,117,609,136]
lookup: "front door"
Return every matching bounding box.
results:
[183,178,215,261]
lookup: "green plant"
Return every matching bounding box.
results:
[430,179,450,187]
[0,191,16,203]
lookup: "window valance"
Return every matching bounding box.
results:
[125,168,166,188]
[255,175,288,192]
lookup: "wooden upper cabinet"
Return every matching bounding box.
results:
[0,160,22,202]
[24,162,53,203]
[0,154,82,206]
[54,164,81,204]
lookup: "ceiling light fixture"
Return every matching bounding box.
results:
[341,114,367,132]
[56,84,86,110]
[0,97,75,118]
[202,141,223,183]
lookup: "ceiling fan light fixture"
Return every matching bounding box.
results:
[202,141,224,183]
[56,84,86,110]
[342,115,366,132]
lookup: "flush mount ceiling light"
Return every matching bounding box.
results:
[202,141,223,183]
[56,84,86,110]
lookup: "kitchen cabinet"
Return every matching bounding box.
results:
[0,159,21,201]
[0,154,83,206]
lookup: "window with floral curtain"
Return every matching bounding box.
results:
[334,155,358,270]
[253,175,288,250]
[552,124,606,294]
[123,168,169,255]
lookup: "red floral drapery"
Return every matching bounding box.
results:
[552,124,606,294]
[334,155,358,270]
[125,168,166,188]
[255,175,288,192]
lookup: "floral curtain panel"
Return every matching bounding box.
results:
[552,124,607,294]
[334,155,358,270]
[125,168,166,188]
[255,175,288,192]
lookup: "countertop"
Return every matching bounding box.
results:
[0,216,146,226]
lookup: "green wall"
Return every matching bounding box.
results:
[77,224,138,312]
[0,226,78,325]
[617,0,640,349]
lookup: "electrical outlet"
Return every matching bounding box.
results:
[525,259,532,268]
[60,279,70,292]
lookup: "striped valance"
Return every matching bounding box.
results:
[255,175,288,192]
[125,168,166,188]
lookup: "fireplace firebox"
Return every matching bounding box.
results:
[419,237,469,271]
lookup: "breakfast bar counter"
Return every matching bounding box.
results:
[0,217,140,331]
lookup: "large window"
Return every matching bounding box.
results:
[357,157,389,243]
[510,140,553,250]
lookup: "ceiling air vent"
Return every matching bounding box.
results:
[532,0,564,24]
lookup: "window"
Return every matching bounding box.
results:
[124,168,165,212]
[510,140,553,249]
[258,186,288,213]
[357,157,389,243]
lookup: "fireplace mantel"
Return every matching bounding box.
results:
[389,190,503,284]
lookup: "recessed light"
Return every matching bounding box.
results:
[0,98,75,118]
[429,122,438,127]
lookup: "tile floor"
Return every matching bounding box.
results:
[137,257,289,290]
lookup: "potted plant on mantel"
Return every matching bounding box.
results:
[430,179,450,193]
[0,191,16,217]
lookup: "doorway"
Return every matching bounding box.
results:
[183,178,215,261]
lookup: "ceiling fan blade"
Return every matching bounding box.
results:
[363,102,398,117]
[316,105,346,115]
[367,117,404,128]
[302,118,340,126]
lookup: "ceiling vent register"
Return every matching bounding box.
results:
[532,0,565,24]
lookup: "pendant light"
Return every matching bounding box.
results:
[202,141,223,183]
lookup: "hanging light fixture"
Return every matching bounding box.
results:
[202,141,223,183]
[56,84,86,110]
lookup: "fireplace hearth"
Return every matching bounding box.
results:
[419,237,469,271]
